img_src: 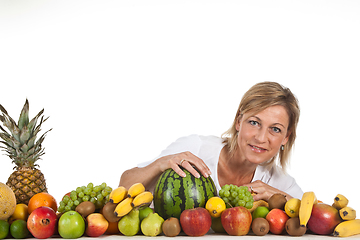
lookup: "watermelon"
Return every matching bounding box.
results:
[153,166,217,220]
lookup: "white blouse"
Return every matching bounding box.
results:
[138,134,303,199]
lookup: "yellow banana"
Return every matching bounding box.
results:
[127,183,145,198]
[333,194,349,210]
[114,197,133,217]
[333,219,360,237]
[109,186,128,204]
[299,191,317,227]
[131,191,153,208]
[339,206,356,221]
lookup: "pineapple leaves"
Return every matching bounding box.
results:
[20,125,31,145]
[18,99,30,130]
[27,108,44,134]
[0,100,51,167]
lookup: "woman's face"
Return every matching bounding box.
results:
[235,105,290,165]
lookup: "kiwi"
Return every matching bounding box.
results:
[162,217,181,237]
[251,217,269,236]
[285,217,307,236]
[75,201,96,218]
[102,202,121,223]
[268,193,287,210]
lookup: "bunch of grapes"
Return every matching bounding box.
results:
[219,184,254,209]
[58,182,113,213]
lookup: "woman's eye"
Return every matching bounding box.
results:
[249,120,258,126]
[272,127,281,133]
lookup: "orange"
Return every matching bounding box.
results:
[106,221,120,235]
[28,192,57,214]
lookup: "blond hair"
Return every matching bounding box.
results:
[222,81,300,171]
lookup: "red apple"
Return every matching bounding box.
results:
[307,203,342,235]
[180,207,211,236]
[266,208,289,234]
[86,213,109,237]
[221,206,252,236]
[27,206,57,239]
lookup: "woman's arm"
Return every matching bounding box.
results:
[119,151,212,192]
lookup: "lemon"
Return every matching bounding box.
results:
[9,204,29,223]
[205,197,226,218]
[0,220,10,239]
[285,198,301,218]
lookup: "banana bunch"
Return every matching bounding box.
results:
[332,194,360,237]
[109,183,153,218]
[333,194,356,220]
[299,191,317,227]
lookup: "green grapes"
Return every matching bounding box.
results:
[218,184,254,209]
[57,182,112,213]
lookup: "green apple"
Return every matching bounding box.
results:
[139,207,153,222]
[58,211,85,239]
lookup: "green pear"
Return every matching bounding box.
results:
[118,209,140,236]
[141,212,164,237]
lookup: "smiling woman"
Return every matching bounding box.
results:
[119,81,302,202]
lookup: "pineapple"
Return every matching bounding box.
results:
[0,99,52,204]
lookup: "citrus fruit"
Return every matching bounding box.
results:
[106,221,120,234]
[9,204,29,223]
[205,196,226,218]
[252,206,270,219]
[0,220,10,239]
[28,192,57,214]
[0,182,17,220]
[285,198,301,218]
[10,219,29,239]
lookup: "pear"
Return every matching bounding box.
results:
[141,212,165,237]
[118,209,140,236]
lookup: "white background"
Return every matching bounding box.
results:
[1,0,359,213]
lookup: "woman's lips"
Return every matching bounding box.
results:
[249,144,267,153]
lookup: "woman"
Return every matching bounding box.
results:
[120,81,303,201]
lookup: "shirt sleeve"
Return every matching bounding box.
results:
[137,134,202,168]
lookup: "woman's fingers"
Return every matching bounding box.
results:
[181,160,200,178]
[168,151,211,178]
[243,180,284,202]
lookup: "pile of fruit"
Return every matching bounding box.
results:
[2,178,360,239]
[1,100,360,238]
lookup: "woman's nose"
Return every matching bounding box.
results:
[255,128,268,143]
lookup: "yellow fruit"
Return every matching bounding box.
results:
[299,191,317,227]
[333,194,348,210]
[9,204,29,223]
[333,219,360,237]
[127,183,145,198]
[285,198,301,218]
[205,197,226,218]
[339,206,356,221]
[0,182,17,220]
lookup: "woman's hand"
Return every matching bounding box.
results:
[160,151,212,179]
[243,180,292,201]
